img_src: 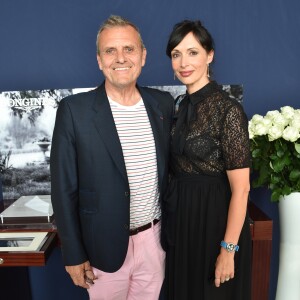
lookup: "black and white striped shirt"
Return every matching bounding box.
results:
[109,97,160,229]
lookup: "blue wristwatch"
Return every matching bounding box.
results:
[220,241,239,252]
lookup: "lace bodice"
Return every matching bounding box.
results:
[170,81,251,176]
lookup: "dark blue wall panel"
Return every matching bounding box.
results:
[28,248,88,300]
[1,1,300,299]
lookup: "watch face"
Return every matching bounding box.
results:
[227,243,235,252]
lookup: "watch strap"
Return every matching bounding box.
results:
[220,240,239,252]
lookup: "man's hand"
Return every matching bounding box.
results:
[66,261,97,289]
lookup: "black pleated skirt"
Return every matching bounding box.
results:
[163,174,251,300]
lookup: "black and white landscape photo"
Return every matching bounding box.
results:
[0,84,242,201]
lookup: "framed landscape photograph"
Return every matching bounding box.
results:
[0,84,242,202]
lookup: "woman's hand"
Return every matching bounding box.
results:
[214,248,235,287]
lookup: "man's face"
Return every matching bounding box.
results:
[97,25,147,90]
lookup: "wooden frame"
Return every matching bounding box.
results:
[248,201,273,300]
[0,232,57,266]
[0,231,48,251]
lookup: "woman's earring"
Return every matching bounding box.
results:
[174,73,176,81]
[207,64,210,78]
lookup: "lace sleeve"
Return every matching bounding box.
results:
[221,103,251,170]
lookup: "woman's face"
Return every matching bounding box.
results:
[171,32,214,94]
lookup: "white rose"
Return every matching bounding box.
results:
[249,129,254,139]
[248,120,255,138]
[291,115,300,130]
[265,110,280,122]
[268,125,283,141]
[261,117,272,128]
[294,110,300,118]
[251,114,264,124]
[281,106,295,120]
[254,122,269,136]
[248,119,254,129]
[272,113,289,127]
[282,126,300,142]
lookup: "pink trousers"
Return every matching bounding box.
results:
[88,221,165,300]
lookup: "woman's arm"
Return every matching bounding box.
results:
[214,167,250,287]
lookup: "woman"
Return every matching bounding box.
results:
[162,20,251,299]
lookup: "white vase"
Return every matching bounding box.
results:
[275,192,300,300]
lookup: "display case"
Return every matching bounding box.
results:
[0,195,54,224]
[0,197,57,267]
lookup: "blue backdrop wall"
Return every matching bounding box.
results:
[1,1,300,300]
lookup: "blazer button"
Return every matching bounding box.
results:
[125,191,130,197]
[124,224,129,230]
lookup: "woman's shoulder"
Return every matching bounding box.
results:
[211,86,244,113]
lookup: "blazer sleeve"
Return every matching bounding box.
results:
[50,98,88,266]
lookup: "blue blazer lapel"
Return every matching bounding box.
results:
[139,87,165,188]
[92,84,128,184]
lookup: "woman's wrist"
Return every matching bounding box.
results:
[220,240,239,253]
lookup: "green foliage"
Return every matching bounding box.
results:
[251,139,300,202]
[0,150,12,174]
[1,165,50,200]
[249,106,300,202]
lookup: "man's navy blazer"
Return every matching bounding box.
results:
[50,82,174,272]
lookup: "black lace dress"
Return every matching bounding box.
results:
[163,81,252,300]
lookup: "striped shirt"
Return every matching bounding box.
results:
[108,97,160,229]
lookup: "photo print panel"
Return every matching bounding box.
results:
[0,84,242,202]
[0,87,92,201]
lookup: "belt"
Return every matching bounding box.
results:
[129,219,160,236]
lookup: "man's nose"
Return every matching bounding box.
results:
[116,50,126,63]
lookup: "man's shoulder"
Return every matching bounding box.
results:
[139,86,174,109]
[140,86,172,98]
[61,88,98,104]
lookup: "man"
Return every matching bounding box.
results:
[50,15,173,300]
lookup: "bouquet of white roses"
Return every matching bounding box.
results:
[249,106,300,201]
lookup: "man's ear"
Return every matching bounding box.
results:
[142,48,147,67]
[97,55,103,70]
